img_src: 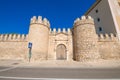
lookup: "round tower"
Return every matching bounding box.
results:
[28,16,50,60]
[73,16,99,61]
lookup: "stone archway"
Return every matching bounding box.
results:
[56,44,67,60]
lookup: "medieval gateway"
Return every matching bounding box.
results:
[0,0,120,62]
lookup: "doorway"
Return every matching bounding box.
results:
[56,44,67,60]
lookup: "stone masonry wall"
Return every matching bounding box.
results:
[48,28,73,60]
[0,15,120,62]
[73,16,100,61]
[0,34,28,60]
[28,16,50,61]
[98,34,120,59]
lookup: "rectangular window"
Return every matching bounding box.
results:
[95,9,98,13]
[99,27,102,32]
[97,18,100,22]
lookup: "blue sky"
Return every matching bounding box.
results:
[0,0,95,34]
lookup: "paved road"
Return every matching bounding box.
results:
[0,66,120,80]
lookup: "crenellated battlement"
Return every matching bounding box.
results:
[30,16,50,27]
[74,16,94,27]
[49,28,72,35]
[1,0,120,61]
[0,34,28,42]
[98,33,119,42]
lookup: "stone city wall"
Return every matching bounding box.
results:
[98,34,120,59]
[73,16,100,61]
[28,16,50,61]
[48,28,73,60]
[0,15,120,62]
[0,34,28,60]
[49,28,71,34]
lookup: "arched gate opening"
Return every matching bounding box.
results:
[56,44,67,60]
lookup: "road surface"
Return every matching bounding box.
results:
[0,66,120,80]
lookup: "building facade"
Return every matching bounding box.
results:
[0,0,120,62]
[85,0,120,39]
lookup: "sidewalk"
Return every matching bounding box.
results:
[0,59,120,68]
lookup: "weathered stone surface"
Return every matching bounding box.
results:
[0,16,120,62]
[28,16,50,60]
[73,16,100,61]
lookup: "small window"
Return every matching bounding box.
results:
[95,9,98,13]
[97,18,100,22]
[99,27,102,32]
